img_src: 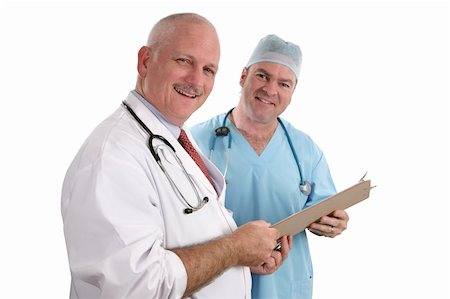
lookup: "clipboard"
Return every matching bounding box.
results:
[272,180,372,236]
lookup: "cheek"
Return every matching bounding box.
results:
[203,78,215,95]
[242,83,255,97]
[277,91,292,106]
[284,94,293,105]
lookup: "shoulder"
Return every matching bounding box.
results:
[279,118,313,143]
[278,118,323,155]
[78,106,150,167]
[190,114,226,139]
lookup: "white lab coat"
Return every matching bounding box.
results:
[61,92,251,298]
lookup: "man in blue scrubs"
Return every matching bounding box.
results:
[190,34,350,299]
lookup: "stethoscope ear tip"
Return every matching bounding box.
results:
[183,198,209,214]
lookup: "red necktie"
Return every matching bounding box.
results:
[178,129,216,191]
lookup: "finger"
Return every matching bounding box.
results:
[308,228,324,236]
[330,209,349,220]
[324,215,349,233]
[279,237,290,260]
[287,235,293,250]
[273,235,290,251]
[309,222,331,232]
[264,256,277,270]
[271,251,282,268]
[313,216,340,229]
[308,225,335,237]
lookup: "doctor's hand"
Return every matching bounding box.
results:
[250,235,292,275]
[230,220,280,267]
[308,209,349,238]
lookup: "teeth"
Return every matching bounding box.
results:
[257,97,272,105]
[175,87,196,98]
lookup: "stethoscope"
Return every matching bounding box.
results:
[210,108,312,196]
[122,102,208,214]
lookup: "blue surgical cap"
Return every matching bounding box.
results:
[246,34,302,78]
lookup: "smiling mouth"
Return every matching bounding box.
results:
[175,87,196,98]
[174,85,201,99]
[256,96,274,105]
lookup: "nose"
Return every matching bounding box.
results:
[262,80,278,96]
[184,66,203,87]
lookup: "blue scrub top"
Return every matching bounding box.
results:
[191,113,336,299]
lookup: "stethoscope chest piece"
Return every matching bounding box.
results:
[300,181,312,196]
[215,126,230,136]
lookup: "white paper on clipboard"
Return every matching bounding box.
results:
[271,180,372,236]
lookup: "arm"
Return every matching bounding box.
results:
[171,220,281,297]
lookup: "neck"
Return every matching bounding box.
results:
[230,107,278,155]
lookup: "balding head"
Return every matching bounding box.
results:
[147,13,217,54]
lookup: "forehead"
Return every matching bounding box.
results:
[250,61,296,81]
[159,22,220,66]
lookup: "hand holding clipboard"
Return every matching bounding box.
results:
[272,176,374,237]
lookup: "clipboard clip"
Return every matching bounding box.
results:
[359,171,377,189]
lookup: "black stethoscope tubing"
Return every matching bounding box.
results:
[122,102,174,162]
[122,101,208,214]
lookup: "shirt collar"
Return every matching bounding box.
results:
[131,90,181,138]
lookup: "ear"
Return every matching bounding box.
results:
[137,46,152,78]
[239,67,248,87]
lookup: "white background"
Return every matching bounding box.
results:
[1,0,449,298]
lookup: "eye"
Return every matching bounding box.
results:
[204,67,216,76]
[255,73,268,81]
[280,82,291,89]
[176,57,191,65]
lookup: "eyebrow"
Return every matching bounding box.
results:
[254,68,294,85]
[181,54,218,72]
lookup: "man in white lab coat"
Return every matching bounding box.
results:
[61,13,291,298]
